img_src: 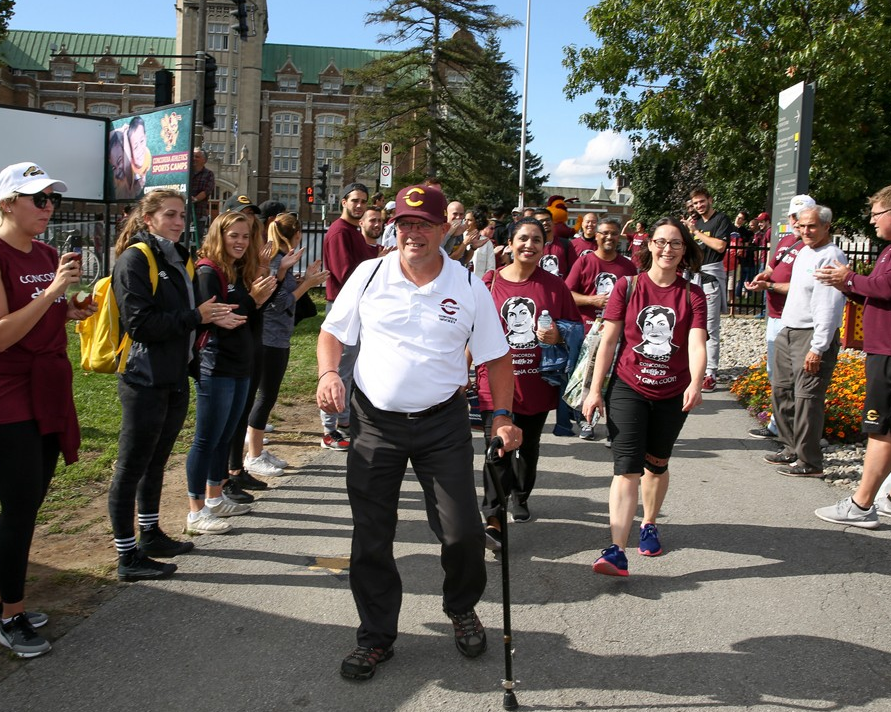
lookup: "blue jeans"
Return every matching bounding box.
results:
[187,375,249,499]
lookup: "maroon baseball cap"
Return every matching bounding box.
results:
[756,212,770,221]
[393,185,446,224]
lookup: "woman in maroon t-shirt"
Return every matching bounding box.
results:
[583,217,707,577]
[0,162,94,658]
[476,217,581,546]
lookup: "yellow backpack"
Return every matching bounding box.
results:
[76,242,193,373]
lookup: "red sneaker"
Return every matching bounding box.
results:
[701,375,717,393]
[321,430,349,451]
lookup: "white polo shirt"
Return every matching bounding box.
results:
[322,249,509,413]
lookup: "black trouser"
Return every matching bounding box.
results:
[108,380,189,541]
[480,410,549,518]
[347,388,485,649]
[0,421,58,605]
[228,336,264,471]
[248,345,290,430]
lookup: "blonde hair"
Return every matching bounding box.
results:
[198,212,259,284]
[267,212,301,256]
[115,189,184,256]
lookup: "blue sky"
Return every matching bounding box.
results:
[8,0,629,189]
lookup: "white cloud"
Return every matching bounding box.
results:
[550,132,632,188]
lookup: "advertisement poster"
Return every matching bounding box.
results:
[106,103,193,202]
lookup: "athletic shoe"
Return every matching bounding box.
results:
[117,549,177,582]
[764,450,797,465]
[0,613,51,658]
[207,497,252,517]
[229,469,269,491]
[261,449,288,469]
[25,611,48,629]
[445,608,487,658]
[815,496,879,529]
[139,527,195,558]
[748,427,777,439]
[340,645,394,681]
[484,517,502,551]
[321,430,350,451]
[222,478,255,504]
[244,454,284,477]
[510,499,531,523]
[777,462,823,477]
[552,425,575,437]
[701,375,717,393]
[264,423,275,433]
[579,422,595,441]
[604,438,612,449]
[184,510,233,534]
[638,523,663,556]
[875,494,891,518]
[592,544,629,577]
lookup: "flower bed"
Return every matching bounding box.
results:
[730,353,867,444]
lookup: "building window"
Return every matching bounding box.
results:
[52,66,73,81]
[364,84,383,95]
[321,79,342,93]
[445,69,467,92]
[88,103,120,116]
[96,68,118,83]
[316,114,344,139]
[141,70,155,84]
[273,113,301,136]
[217,67,228,94]
[207,22,230,52]
[272,147,300,173]
[270,182,301,212]
[213,104,227,131]
[231,68,238,95]
[278,76,298,92]
[44,101,75,113]
[316,149,343,176]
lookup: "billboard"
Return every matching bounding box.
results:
[107,103,193,202]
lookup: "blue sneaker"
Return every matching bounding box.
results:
[592,544,629,577]
[638,523,663,556]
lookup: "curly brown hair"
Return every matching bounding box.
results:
[198,212,259,284]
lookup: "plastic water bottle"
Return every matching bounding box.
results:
[538,310,553,331]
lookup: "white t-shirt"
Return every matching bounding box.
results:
[322,249,509,412]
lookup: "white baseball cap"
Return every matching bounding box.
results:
[0,162,68,197]
[788,194,815,217]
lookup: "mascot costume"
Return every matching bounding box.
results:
[547,195,576,240]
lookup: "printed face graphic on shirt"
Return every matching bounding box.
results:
[595,272,618,296]
[632,305,678,362]
[539,254,559,276]
[500,296,538,349]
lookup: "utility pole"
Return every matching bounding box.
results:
[194,0,208,148]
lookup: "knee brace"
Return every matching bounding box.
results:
[644,456,669,475]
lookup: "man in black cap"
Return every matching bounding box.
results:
[317,184,522,682]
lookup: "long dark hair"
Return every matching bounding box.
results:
[636,216,702,273]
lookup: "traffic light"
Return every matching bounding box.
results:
[154,69,173,107]
[203,54,217,129]
[317,164,329,202]
[305,186,315,204]
[231,0,249,41]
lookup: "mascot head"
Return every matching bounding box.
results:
[546,195,569,226]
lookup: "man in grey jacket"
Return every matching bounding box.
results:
[765,206,847,477]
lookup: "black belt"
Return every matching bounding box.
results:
[398,389,464,419]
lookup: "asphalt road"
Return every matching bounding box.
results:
[5,387,891,711]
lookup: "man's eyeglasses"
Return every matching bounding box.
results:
[651,238,685,251]
[870,207,891,220]
[396,219,436,233]
[23,192,63,210]
[596,231,621,237]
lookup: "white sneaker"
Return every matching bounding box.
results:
[207,496,252,517]
[244,454,284,477]
[265,423,275,433]
[875,494,891,518]
[185,510,233,534]
[261,449,288,469]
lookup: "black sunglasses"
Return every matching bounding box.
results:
[25,192,63,210]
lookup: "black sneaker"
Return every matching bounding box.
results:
[222,478,255,504]
[340,645,394,680]
[139,527,195,558]
[511,498,531,523]
[748,427,777,439]
[445,608,487,658]
[230,468,268,490]
[0,613,51,658]
[764,450,797,465]
[118,549,177,582]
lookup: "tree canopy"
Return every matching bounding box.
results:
[564,0,891,229]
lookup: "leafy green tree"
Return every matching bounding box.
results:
[343,1,518,191]
[0,1,14,48]
[441,32,548,208]
[564,0,891,227]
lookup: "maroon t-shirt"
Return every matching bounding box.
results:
[0,239,68,423]
[322,217,369,301]
[766,234,803,319]
[539,238,576,279]
[476,267,581,415]
[850,243,891,356]
[604,272,707,400]
[570,236,598,260]
[565,252,638,333]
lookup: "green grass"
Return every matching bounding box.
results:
[46,287,325,519]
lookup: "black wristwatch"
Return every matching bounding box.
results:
[492,408,513,419]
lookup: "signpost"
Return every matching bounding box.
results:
[769,81,815,247]
[380,141,392,188]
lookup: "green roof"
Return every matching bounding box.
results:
[261,43,392,83]
[1,30,175,75]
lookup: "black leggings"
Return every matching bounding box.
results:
[248,346,290,430]
[228,337,264,471]
[0,421,59,605]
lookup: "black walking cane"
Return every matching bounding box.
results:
[486,436,519,710]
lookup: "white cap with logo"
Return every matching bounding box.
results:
[787,194,816,217]
[0,162,68,197]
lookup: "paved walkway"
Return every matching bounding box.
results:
[5,388,891,711]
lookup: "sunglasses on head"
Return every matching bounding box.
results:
[24,192,63,210]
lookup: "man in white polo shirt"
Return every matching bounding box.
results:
[317,183,522,682]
